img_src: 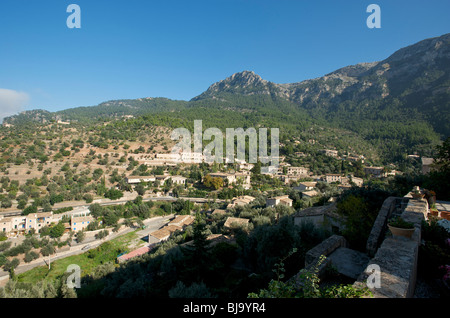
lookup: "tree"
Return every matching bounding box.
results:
[203,175,223,190]
[336,187,392,251]
[24,251,39,263]
[83,193,94,204]
[1,197,12,209]
[92,168,104,181]
[22,204,37,216]
[76,230,85,243]
[181,213,210,281]
[49,222,65,239]
[168,281,215,298]
[248,254,371,298]
[40,243,55,257]
[3,258,20,278]
[104,188,123,200]
[435,137,450,171]
[95,230,109,240]
[135,183,146,196]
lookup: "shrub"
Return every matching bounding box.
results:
[24,251,39,263]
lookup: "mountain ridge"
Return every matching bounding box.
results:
[3,33,449,163]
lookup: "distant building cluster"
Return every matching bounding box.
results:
[149,214,195,242]
[0,211,93,237]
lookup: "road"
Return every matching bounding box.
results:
[0,194,222,218]
[0,213,174,284]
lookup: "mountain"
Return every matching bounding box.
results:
[2,109,55,126]
[3,33,449,162]
[57,97,187,122]
[192,33,450,136]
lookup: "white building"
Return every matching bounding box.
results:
[266,195,293,208]
[294,181,317,192]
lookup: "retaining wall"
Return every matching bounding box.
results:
[354,198,428,298]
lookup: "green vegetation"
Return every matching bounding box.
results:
[388,216,414,229]
[336,187,396,251]
[0,34,448,298]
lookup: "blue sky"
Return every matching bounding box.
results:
[0,0,449,119]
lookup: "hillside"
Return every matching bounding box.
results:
[3,33,449,163]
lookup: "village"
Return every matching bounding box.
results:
[0,147,438,272]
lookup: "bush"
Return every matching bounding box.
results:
[168,281,215,298]
[23,204,38,215]
[104,188,123,201]
[24,251,39,263]
[95,230,109,240]
[40,244,55,257]
[49,222,66,238]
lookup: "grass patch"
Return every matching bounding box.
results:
[16,230,140,285]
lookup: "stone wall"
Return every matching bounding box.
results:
[304,234,348,274]
[354,198,428,298]
[365,197,408,257]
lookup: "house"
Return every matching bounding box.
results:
[350,176,364,187]
[149,215,194,242]
[338,184,352,191]
[170,175,187,185]
[167,215,195,228]
[294,152,306,157]
[117,244,158,263]
[71,214,94,232]
[179,152,204,164]
[26,212,55,232]
[364,167,385,178]
[321,149,339,158]
[209,172,233,183]
[293,203,342,234]
[294,181,317,192]
[209,172,251,189]
[149,227,174,241]
[324,174,342,183]
[234,172,252,189]
[155,175,171,183]
[266,195,293,208]
[155,152,204,164]
[126,175,156,184]
[346,156,360,162]
[286,166,309,177]
[278,175,293,185]
[182,234,235,248]
[237,162,254,171]
[224,217,249,229]
[0,216,13,234]
[1,212,59,235]
[211,209,227,216]
[227,196,256,209]
[421,157,436,175]
[302,190,320,199]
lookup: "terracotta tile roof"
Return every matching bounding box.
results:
[117,245,151,261]
[212,209,227,215]
[224,217,249,228]
[168,215,194,227]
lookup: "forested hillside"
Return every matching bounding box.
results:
[3,33,449,164]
